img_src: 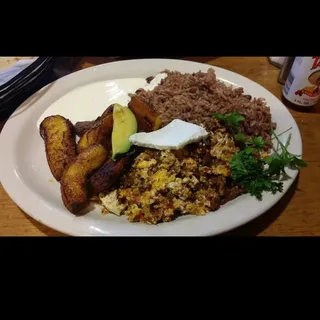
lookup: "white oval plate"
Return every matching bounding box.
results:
[0,59,302,236]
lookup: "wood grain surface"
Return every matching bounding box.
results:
[0,56,319,236]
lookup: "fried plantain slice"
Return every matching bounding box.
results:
[74,120,97,137]
[60,144,108,214]
[77,113,113,154]
[89,149,140,194]
[101,104,114,117]
[128,96,162,132]
[74,105,115,137]
[39,115,77,181]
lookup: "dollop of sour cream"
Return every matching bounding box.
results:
[129,119,209,150]
[144,73,168,91]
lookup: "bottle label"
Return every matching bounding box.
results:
[283,56,320,107]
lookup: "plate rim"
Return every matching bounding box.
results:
[0,58,303,236]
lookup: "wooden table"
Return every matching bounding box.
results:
[1,56,319,236]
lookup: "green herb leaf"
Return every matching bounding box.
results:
[271,125,307,172]
[285,133,292,148]
[213,112,245,130]
[247,136,265,150]
[230,150,284,200]
[234,132,246,143]
[287,155,307,170]
[245,178,283,200]
[212,113,225,122]
[230,151,263,182]
[264,154,283,176]
[244,147,255,154]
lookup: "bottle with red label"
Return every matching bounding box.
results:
[282,56,320,109]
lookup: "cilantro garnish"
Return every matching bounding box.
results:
[213,113,307,200]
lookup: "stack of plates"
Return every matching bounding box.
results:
[0,57,54,120]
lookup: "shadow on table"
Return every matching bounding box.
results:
[221,174,300,237]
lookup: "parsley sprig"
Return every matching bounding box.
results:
[213,112,307,200]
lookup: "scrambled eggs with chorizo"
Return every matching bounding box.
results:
[100,128,239,224]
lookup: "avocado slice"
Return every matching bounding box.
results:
[112,103,137,160]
